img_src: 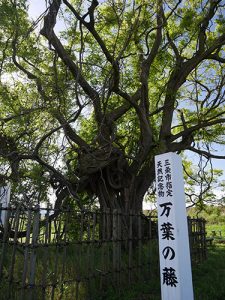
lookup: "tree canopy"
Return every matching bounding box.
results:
[0,0,225,211]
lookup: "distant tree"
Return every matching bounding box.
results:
[0,0,225,212]
[144,156,224,210]
[183,157,224,208]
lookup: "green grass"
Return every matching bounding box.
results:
[104,243,225,300]
[0,240,159,300]
[193,244,225,300]
[102,280,161,300]
[206,224,225,239]
[1,240,225,299]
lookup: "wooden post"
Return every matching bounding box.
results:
[28,206,40,300]
[76,211,84,300]
[9,207,21,283]
[155,152,194,300]
[51,214,61,300]
[106,209,111,285]
[203,220,207,258]
[187,217,192,262]
[113,209,118,285]
[100,210,105,290]
[128,210,133,284]
[138,212,142,280]
[0,185,11,226]
[148,216,152,277]
[59,208,69,298]
[86,212,91,297]
[41,207,50,299]
[22,207,32,288]
[0,207,11,278]
[117,209,121,290]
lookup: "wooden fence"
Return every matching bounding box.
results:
[188,217,207,263]
[0,206,206,300]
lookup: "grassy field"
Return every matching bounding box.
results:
[193,244,225,300]
[104,243,225,300]
[0,241,225,299]
[78,211,225,300]
[206,224,225,239]
[1,208,225,300]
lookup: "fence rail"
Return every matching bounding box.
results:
[188,217,207,263]
[0,206,206,299]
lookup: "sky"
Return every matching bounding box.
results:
[28,0,45,19]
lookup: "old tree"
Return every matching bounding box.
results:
[1,0,225,212]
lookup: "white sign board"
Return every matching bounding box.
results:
[155,152,194,300]
[0,185,11,226]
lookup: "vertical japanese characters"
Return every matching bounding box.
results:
[155,153,194,300]
[156,158,178,288]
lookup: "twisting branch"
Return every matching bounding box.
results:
[159,0,225,141]
[128,1,163,172]
[145,0,182,56]
[198,0,222,52]
[160,39,225,140]
[171,117,225,142]
[187,146,225,160]
[53,111,90,151]
[142,0,163,79]
[207,53,225,63]
[40,0,103,125]
[11,25,50,104]
[0,35,12,77]
[207,45,225,63]
[63,0,121,93]
[63,0,113,64]
[0,107,46,123]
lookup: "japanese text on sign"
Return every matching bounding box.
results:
[156,158,178,287]
[155,152,194,300]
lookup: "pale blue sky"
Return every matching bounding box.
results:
[28,0,45,19]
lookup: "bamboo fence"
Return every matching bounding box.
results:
[0,206,206,299]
